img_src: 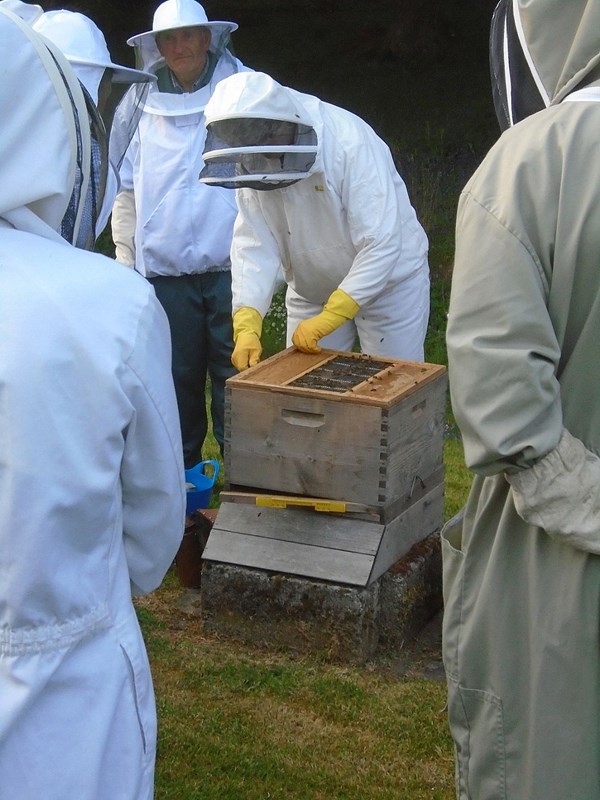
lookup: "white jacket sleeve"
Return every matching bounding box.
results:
[336,139,404,306]
[230,190,283,316]
[111,189,137,268]
[121,290,186,594]
[506,428,600,554]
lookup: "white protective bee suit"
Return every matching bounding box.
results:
[0,8,185,799]
[202,71,430,361]
[444,0,600,797]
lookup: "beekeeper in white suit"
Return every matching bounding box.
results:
[201,71,430,369]
[32,8,155,248]
[112,0,251,468]
[0,7,184,799]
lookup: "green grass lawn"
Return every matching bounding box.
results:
[138,569,457,800]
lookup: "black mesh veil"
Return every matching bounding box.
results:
[75,88,108,250]
[130,22,238,87]
[201,118,318,190]
[46,49,108,250]
[59,88,108,250]
[489,0,547,130]
[107,80,151,173]
[207,26,238,72]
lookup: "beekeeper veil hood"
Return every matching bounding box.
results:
[490,0,600,129]
[201,72,318,190]
[34,10,154,105]
[34,10,154,171]
[0,6,95,244]
[127,0,238,72]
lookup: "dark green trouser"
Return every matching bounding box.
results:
[149,271,235,469]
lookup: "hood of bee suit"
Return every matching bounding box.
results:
[34,10,155,105]
[200,72,319,189]
[0,0,42,23]
[490,0,600,128]
[0,7,90,241]
[127,0,238,72]
[204,71,314,128]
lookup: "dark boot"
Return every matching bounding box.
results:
[174,509,217,589]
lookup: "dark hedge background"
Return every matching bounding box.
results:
[37,1,499,84]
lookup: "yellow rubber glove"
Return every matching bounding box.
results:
[292,288,360,353]
[232,307,263,371]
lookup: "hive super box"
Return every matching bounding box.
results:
[223,348,448,524]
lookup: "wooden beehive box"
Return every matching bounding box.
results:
[224,348,447,523]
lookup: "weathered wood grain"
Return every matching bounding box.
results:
[210,503,383,553]
[203,490,443,587]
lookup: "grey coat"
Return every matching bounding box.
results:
[444,1,600,797]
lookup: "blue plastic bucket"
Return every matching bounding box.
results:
[184,459,220,514]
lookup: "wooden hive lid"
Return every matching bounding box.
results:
[227,348,447,408]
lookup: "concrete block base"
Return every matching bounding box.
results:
[199,532,442,664]
[377,533,442,650]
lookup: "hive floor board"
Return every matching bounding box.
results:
[204,532,375,586]
[203,486,443,587]
[209,503,383,554]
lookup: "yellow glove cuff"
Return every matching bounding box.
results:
[324,288,360,321]
[233,306,263,342]
[291,289,360,354]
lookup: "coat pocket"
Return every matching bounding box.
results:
[441,509,465,679]
[447,678,507,800]
[441,509,465,604]
[118,636,156,758]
